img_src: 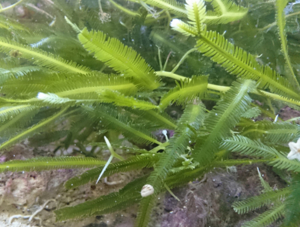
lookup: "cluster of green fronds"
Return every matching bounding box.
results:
[1,0,300,226]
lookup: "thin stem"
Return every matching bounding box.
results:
[163,51,172,71]
[157,47,163,71]
[149,142,169,153]
[286,116,300,122]
[155,71,300,107]
[171,48,198,73]
[165,10,171,31]
[259,10,300,32]
[0,0,25,13]
[108,0,140,17]
[98,0,103,13]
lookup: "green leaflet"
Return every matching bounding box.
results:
[186,0,206,34]
[0,108,39,137]
[270,153,300,173]
[56,175,147,221]
[57,163,209,222]
[100,90,158,110]
[0,105,40,137]
[284,174,300,226]
[197,30,300,100]
[127,109,177,130]
[0,38,90,74]
[0,156,106,172]
[205,0,248,24]
[233,188,289,215]
[136,103,205,227]
[221,136,300,173]
[78,28,160,90]
[2,73,137,101]
[0,105,35,122]
[192,79,255,165]
[275,0,300,89]
[84,105,161,145]
[241,106,261,119]
[65,154,159,189]
[241,204,285,227]
[0,15,29,32]
[0,107,68,151]
[48,73,137,99]
[159,76,208,110]
[0,66,42,83]
[243,121,300,143]
[0,72,53,99]
[221,135,278,159]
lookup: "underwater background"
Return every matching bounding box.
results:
[1,0,300,226]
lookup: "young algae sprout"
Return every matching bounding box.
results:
[98,0,111,23]
[96,136,124,184]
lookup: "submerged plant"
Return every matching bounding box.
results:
[1,0,300,226]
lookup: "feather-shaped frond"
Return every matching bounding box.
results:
[127,109,176,130]
[0,106,39,137]
[159,76,207,110]
[284,174,300,226]
[243,121,300,143]
[205,0,248,24]
[0,107,68,151]
[0,38,90,74]
[0,156,106,173]
[197,30,300,100]
[221,136,300,172]
[241,204,285,227]
[220,135,277,159]
[186,0,206,34]
[136,104,205,227]
[65,154,160,189]
[0,72,54,98]
[192,79,255,165]
[48,73,137,99]
[100,90,158,110]
[78,28,160,90]
[0,15,29,32]
[0,66,42,83]
[143,0,186,17]
[233,188,289,215]
[170,19,197,37]
[0,105,36,122]
[1,73,137,100]
[147,103,205,188]
[241,106,261,119]
[270,153,300,172]
[275,0,299,88]
[83,106,161,145]
[56,175,147,221]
